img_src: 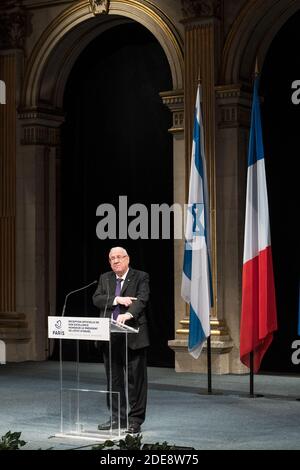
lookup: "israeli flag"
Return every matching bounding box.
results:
[181,85,213,359]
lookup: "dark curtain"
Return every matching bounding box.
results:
[55,22,174,366]
[260,11,300,372]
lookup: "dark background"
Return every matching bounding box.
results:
[54,14,299,373]
[260,10,300,373]
[55,22,174,367]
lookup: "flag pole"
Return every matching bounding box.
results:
[248,57,258,399]
[254,57,259,78]
[182,70,218,396]
[248,59,262,399]
[249,351,254,396]
[243,58,269,399]
[198,71,212,395]
[249,351,263,398]
[207,335,212,394]
[249,59,258,399]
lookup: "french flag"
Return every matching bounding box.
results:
[240,78,277,373]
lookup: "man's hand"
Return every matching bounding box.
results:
[116,296,137,307]
[115,313,133,324]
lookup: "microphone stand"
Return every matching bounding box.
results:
[61,280,97,317]
[59,279,97,435]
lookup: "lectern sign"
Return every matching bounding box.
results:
[48,316,110,341]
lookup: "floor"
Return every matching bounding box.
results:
[0,361,300,450]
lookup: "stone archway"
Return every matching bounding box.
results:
[15,0,184,361]
[22,0,183,108]
[214,0,300,373]
[221,0,300,83]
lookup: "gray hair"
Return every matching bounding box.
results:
[109,247,128,257]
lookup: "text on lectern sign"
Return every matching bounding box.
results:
[48,316,110,341]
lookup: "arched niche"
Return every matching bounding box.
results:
[221,0,300,83]
[22,0,183,108]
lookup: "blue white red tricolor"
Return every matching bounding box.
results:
[240,78,277,372]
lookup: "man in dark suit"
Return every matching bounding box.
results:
[93,247,150,434]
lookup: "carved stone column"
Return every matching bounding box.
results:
[17,108,63,361]
[167,0,234,373]
[215,84,252,373]
[160,90,186,354]
[182,0,222,317]
[0,1,31,360]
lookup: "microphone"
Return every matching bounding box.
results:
[61,280,98,317]
[103,277,110,318]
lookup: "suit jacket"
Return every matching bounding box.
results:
[92,268,150,350]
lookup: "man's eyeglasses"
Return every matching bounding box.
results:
[109,255,128,262]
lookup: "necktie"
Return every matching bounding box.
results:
[112,278,122,320]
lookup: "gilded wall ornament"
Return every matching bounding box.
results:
[89,0,110,16]
[181,0,222,18]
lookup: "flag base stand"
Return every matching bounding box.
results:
[248,353,265,398]
[196,389,263,398]
[197,389,223,396]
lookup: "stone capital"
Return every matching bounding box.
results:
[160,90,184,134]
[18,107,64,146]
[216,84,252,129]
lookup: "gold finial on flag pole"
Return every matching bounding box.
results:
[254,57,260,78]
[197,68,201,84]
[197,68,202,102]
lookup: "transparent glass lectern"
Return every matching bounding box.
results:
[48,316,138,442]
